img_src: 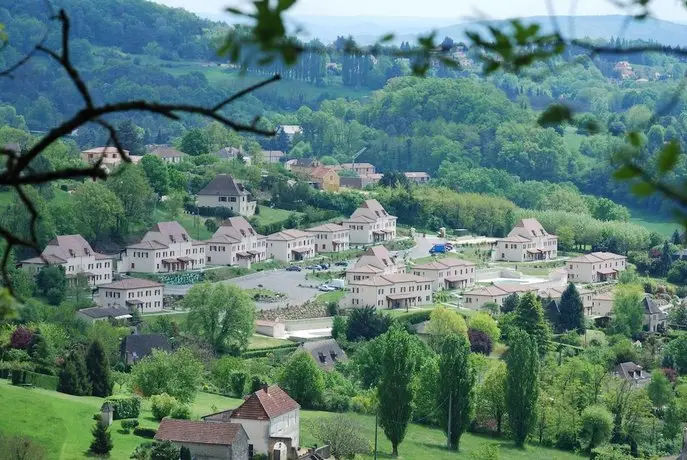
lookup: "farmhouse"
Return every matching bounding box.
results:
[308,166,340,192]
[343,199,397,245]
[81,146,129,170]
[267,229,315,262]
[404,172,431,183]
[196,174,257,217]
[412,258,476,290]
[206,217,267,266]
[463,284,532,309]
[336,162,376,176]
[155,419,250,460]
[567,252,627,283]
[147,145,183,163]
[494,218,558,262]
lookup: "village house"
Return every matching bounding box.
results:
[196,174,257,217]
[463,284,532,310]
[155,419,250,460]
[81,146,129,171]
[307,223,350,253]
[308,166,340,192]
[643,296,668,332]
[298,339,348,371]
[339,175,382,189]
[120,333,172,365]
[277,124,303,142]
[336,162,376,176]
[347,273,433,309]
[214,146,245,161]
[591,291,615,317]
[267,229,315,262]
[202,385,300,457]
[97,277,164,313]
[538,285,594,315]
[147,145,183,164]
[77,306,131,323]
[119,221,206,274]
[343,199,397,246]
[206,217,267,267]
[404,172,431,184]
[494,218,558,262]
[287,158,321,177]
[566,252,627,283]
[345,245,404,283]
[20,235,113,286]
[614,362,650,387]
[411,258,476,290]
[261,150,285,164]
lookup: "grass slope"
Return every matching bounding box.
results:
[629,209,680,238]
[0,380,582,460]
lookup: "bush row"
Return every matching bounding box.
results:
[241,343,299,359]
[105,395,141,420]
[10,370,58,390]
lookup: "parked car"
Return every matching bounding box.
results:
[328,279,345,290]
[318,284,336,292]
[319,263,330,270]
[285,265,302,272]
[334,261,348,267]
[305,265,321,270]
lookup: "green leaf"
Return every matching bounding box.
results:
[657,140,681,173]
[537,104,573,126]
[612,165,641,180]
[627,131,643,148]
[631,182,656,197]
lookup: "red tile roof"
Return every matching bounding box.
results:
[155,419,244,445]
[231,385,300,421]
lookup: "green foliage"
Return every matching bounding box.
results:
[468,312,500,343]
[438,334,475,451]
[350,335,386,389]
[278,351,325,408]
[331,315,346,340]
[557,283,585,333]
[184,282,256,354]
[580,405,613,452]
[662,401,682,442]
[169,404,191,420]
[58,350,91,396]
[180,129,210,156]
[150,440,178,460]
[506,329,540,448]
[130,348,204,403]
[663,334,687,374]
[311,414,371,460]
[120,419,139,432]
[151,393,179,421]
[426,306,468,351]
[89,422,113,455]
[180,446,192,460]
[345,306,390,341]
[86,340,112,397]
[477,361,507,435]
[647,370,674,408]
[105,395,141,420]
[611,286,645,337]
[133,427,158,439]
[71,181,125,241]
[502,293,519,314]
[140,155,170,196]
[513,292,551,355]
[667,260,687,284]
[378,325,416,457]
[413,356,440,426]
[35,266,67,306]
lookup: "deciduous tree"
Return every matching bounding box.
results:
[611,286,645,337]
[278,351,325,408]
[513,292,550,355]
[312,414,371,459]
[426,306,468,351]
[479,361,507,435]
[140,155,170,196]
[130,348,203,403]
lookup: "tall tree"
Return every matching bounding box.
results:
[35,265,66,305]
[140,155,170,196]
[438,334,474,451]
[659,241,674,276]
[558,283,585,332]
[71,182,124,241]
[184,283,256,354]
[106,164,156,231]
[58,350,91,396]
[130,348,203,403]
[672,229,682,246]
[513,292,550,355]
[378,325,415,457]
[611,286,645,337]
[502,293,519,314]
[278,351,325,408]
[647,370,673,409]
[426,306,468,351]
[479,361,507,435]
[180,128,210,156]
[506,329,540,448]
[86,339,112,397]
[117,119,144,155]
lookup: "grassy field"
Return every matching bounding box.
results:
[315,290,346,304]
[254,205,295,226]
[0,379,583,460]
[629,209,680,238]
[247,334,293,349]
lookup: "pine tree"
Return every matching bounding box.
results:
[558,283,585,332]
[438,334,474,451]
[117,119,144,155]
[86,340,112,397]
[180,446,192,460]
[672,229,682,246]
[514,292,551,355]
[506,329,540,448]
[89,422,113,455]
[58,350,91,396]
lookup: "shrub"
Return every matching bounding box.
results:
[105,395,141,420]
[393,310,431,326]
[229,371,248,397]
[121,419,140,431]
[331,316,347,340]
[133,427,157,439]
[321,390,351,412]
[580,405,613,452]
[170,404,191,420]
[468,329,493,355]
[10,327,34,349]
[151,393,178,421]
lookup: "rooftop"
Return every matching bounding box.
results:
[100,278,163,290]
[155,419,244,446]
[197,174,250,197]
[148,145,183,158]
[121,334,172,356]
[267,229,313,241]
[568,252,626,263]
[78,306,131,319]
[307,223,348,233]
[230,385,300,421]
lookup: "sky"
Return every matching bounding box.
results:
[154,0,687,22]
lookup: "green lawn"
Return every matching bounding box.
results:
[0,380,582,460]
[315,290,346,304]
[248,334,293,349]
[254,205,297,226]
[629,209,680,238]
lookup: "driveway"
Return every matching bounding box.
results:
[164,269,322,310]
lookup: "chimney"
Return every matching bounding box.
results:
[262,384,269,393]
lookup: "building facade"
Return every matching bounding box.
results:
[345,246,404,283]
[206,217,267,266]
[98,278,164,313]
[343,199,397,245]
[81,146,129,171]
[155,419,250,460]
[348,273,433,309]
[196,174,257,217]
[309,166,340,192]
[404,172,431,183]
[147,145,183,163]
[307,223,350,253]
[20,235,113,287]
[494,218,558,262]
[266,230,315,262]
[567,252,627,283]
[337,162,376,176]
[412,258,476,290]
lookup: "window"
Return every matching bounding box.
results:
[230,197,237,202]
[219,196,227,202]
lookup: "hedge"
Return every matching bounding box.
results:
[241,343,299,359]
[133,427,157,438]
[106,395,141,420]
[393,310,432,325]
[10,370,58,390]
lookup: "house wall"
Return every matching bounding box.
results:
[568,257,626,283]
[312,230,350,253]
[21,257,113,287]
[494,238,558,262]
[207,238,267,265]
[412,265,475,291]
[269,409,300,448]
[166,441,236,460]
[232,418,270,454]
[197,195,256,217]
[463,293,509,309]
[344,217,397,246]
[99,286,163,313]
[121,243,205,274]
[347,281,433,308]
[268,237,315,262]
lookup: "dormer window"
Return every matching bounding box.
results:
[182,234,188,241]
[69,249,75,257]
[375,211,380,217]
[240,230,246,237]
[531,230,536,237]
[318,352,326,363]
[170,236,175,243]
[330,351,337,361]
[84,248,90,255]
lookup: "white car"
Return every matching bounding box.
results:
[318,284,336,292]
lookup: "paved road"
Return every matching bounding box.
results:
[407,235,444,260]
[164,269,331,310]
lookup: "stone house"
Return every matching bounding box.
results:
[336,162,376,176]
[494,218,557,262]
[286,158,320,176]
[412,258,476,290]
[77,306,132,323]
[120,333,172,365]
[206,217,267,266]
[261,150,285,164]
[20,235,113,287]
[343,199,397,245]
[97,277,164,313]
[307,223,350,253]
[267,230,315,262]
[147,145,183,164]
[203,385,300,457]
[348,273,433,309]
[615,362,650,387]
[404,172,430,183]
[345,246,404,283]
[119,221,206,274]
[155,419,250,460]
[567,252,627,283]
[214,146,245,161]
[196,174,257,217]
[308,167,340,192]
[463,284,533,310]
[591,291,615,317]
[81,146,129,171]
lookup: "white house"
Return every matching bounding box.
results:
[411,258,476,290]
[206,217,267,266]
[307,223,350,253]
[494,218,558,262]
[277,124,303,142]
[196,174,257,217]
[343,199,397,246]
[202,385,300,457]
[97,278,164,313]
[347,273,433,309]
[147,145,183,164]
[119,221,206,274]
[345,246,404,283]
[266,229,315,262]
[567,252,627,283]
[20,235,113,286]
[463,284,532,310]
